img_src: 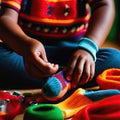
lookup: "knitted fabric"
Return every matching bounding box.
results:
[42,71,71,101]
[1,0,22,12]
[97,68,120,90]
[1,0,92,39]
[55,88,120,119]
[72,95,120,120]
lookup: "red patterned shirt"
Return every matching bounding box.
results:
[1,0,94,41]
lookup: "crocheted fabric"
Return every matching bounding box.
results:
[42,71,71,101]
[72,95,120,120]
[97,68,120,90]
[1,0,94,40]
[55,88,120,119]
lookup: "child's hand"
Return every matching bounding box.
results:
[23,38,59,80]
[64,49,95,88]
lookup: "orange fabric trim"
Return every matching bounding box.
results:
[97,68,120,90]
[1,0,21,9]
[20,13,90,25]
[55,88,93,118]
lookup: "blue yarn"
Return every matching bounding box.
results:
[84,89,120,101]
[42,77,62,98]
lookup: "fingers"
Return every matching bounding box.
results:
[41,58,59,75]
[71,57,84,88]
[79,61,95,85]
[38,48,48,63]
[25,59,59,80]
[64,57,95,89]
[31,51,59,74]
[64,55,78,81]
[24,53,59,80]
[23,40,59,80]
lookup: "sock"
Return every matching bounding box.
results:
[42,71,71,101]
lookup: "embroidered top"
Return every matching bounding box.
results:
[1,0,94,43]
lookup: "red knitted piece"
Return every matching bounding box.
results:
[0,91,21,120]
[72,95,120,120]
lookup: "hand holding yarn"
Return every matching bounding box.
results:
[41,71,71,101]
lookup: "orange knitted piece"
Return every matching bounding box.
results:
[55,88,93,119]
[97,68,120,90]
